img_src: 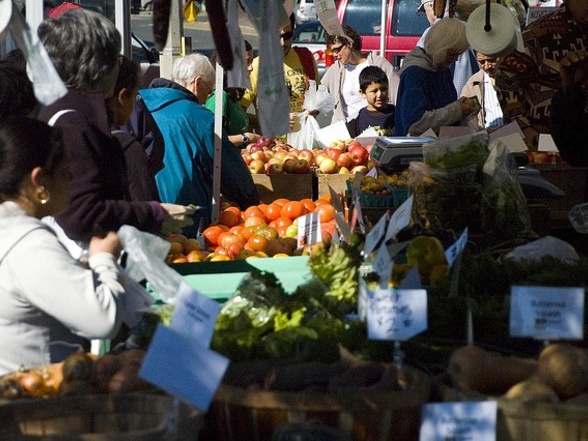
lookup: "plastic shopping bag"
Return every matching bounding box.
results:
[287,80,336,149]
[118,225,184,303]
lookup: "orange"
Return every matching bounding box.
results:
[244,215,267,229]
[272,198,290,207]
[264,203,283,221]
[315,204,335,223]
[300,198,316,213]
[243,206,264,219]
[314,198,329,206]
[203,225,224,247]
[224,205,242,218]
[280,201,307,220]
[171,253,188,263]
[247,234,268,252]
[274,216,293,229]
[166,233,188,247]
[218,210,240,228]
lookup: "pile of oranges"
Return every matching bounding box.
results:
[165,197,337,263]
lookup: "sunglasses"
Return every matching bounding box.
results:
[280,31,293,40]
[331,44,345,54]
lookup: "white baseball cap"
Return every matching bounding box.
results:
[416,0,433,13]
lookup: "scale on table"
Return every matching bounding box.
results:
[369,136,436,173]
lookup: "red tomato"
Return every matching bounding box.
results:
[247,234,268,252]
[280,201,307,220]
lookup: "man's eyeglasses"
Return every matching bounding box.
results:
[331,44,345,54]
[280,31,293,40]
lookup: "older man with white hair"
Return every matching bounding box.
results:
[138,53,260,236]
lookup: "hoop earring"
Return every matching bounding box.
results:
[38,187,50,205]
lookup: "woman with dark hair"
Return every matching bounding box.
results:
[36,9,194,253]
[0,57,37,119]
[107,55,160,202]
[322,24,398,124]
[0,117,125,375]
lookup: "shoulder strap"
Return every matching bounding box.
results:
[294,46,316,82]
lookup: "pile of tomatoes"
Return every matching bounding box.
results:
[165,197,338,263]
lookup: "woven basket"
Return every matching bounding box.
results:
[201,364,431,441]
[435,380,588,441]
[0,392,203,441]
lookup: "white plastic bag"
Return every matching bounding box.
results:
[288,80,335,149]
[504,236,580,263]
[118,225,184,303]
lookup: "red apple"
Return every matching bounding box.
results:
[250,151,266,162]
[241,152,252,166]
[264,150,274,162]
[282,158,297,173]
[314,153,328,167]
[293,158,310,174]
[365,144,374,154]
[273,150,288,162]
[336,152,354,169]
[351,165,368,175]
[325,148,341,161]
[298,149,314,165]
[247,143,264,154]
[319,157,339,174]
[266,162,284,174]
[257,136,272,148]
[285,153,299,162]
[349,145,369,166]
[249,159,265,174]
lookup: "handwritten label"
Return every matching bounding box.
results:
[297,212,322,248]
[372,245,392,289]
[385,195,413,241]
[170,281,221,347]
[510,286,585,340]
[139,325,229,411]
[367,288,427,341]
[364,211,389,255]
[420,401,497,441]
[445,227,468,267]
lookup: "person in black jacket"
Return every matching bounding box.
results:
[549,50,588,166]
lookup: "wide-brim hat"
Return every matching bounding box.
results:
[416,0,432,13]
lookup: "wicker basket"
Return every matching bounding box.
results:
[0,392,203,440]
[435,380,588,441]
[200,364,431,441]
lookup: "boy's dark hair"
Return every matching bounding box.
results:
[0,62,38,119]
[359,65,388,92]
[113,55,140,96]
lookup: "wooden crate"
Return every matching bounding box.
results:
[315,173,351,200]
[252,174,314,204]
[200,365,431,441]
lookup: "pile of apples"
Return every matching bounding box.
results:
[241,136,375,175]
[165,196,337,263]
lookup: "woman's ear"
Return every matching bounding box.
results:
[30,166,45,188]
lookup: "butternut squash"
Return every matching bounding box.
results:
[447,344,538,395]
[503,379,560,403]
[537,343,588,399]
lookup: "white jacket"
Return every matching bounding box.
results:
[0,202,125,374]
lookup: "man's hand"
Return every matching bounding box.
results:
[88,231,122,257]
[560,50,588,92]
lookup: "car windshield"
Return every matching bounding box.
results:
[293,23,326,44]
[341,0,429,37]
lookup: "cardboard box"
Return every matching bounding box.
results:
[252,173,314,203]
[170,256,311,303]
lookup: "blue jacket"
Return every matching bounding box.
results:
[140,80,259,237]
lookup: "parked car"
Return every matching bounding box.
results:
[294,0,317,26]
[292,20,330,78]
[336,0,430,69]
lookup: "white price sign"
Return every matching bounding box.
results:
[367,288,427,341]
[510,286,585,340]
[420,401,497,441]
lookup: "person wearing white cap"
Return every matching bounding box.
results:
[416,0,480,97]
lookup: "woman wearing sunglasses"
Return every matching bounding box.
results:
[322,24,398,124]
